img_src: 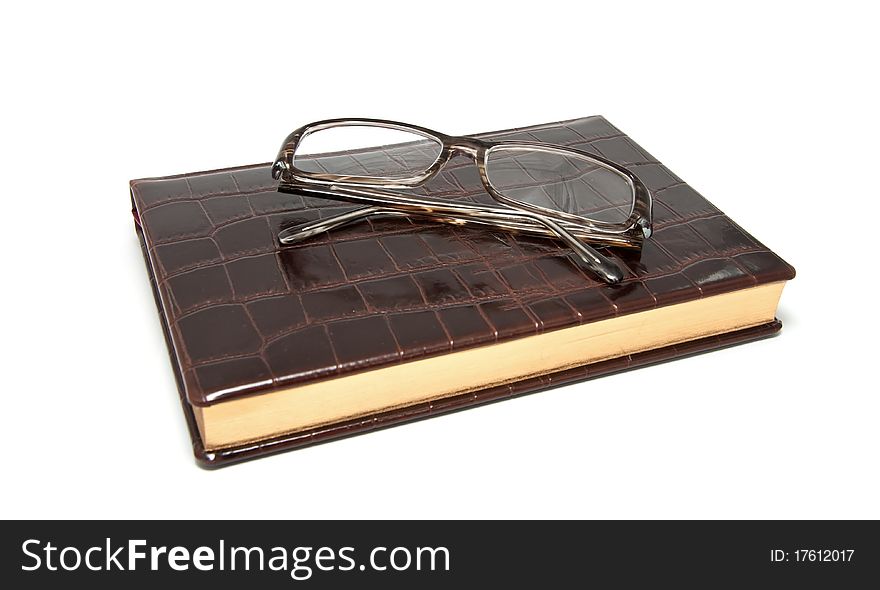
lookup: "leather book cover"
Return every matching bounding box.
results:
[131,116,795,467]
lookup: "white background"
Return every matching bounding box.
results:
[2,1,877,519]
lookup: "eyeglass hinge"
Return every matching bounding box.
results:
[272,160,290,181]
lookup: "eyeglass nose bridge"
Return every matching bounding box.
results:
[445,136,485,158]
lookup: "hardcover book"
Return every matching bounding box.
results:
[131,116,795,467]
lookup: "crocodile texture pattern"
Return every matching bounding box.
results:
[131,116,795,466]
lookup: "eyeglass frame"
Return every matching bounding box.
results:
[271,118,653,284]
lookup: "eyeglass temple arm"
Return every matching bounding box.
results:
[529,214,624,284]
[278,206,624,284]
[278,206,392,244]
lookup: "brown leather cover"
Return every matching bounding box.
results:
[131,116,795,467]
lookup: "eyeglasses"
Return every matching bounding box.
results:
[271,119,652,284]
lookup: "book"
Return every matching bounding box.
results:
[131,116,795,467]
